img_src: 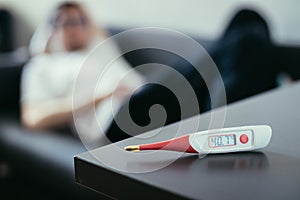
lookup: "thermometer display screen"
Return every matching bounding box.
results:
[209,134,236,147]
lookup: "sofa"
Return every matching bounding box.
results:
[0,26,217,199]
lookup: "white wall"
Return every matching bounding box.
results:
[0,0,299,45]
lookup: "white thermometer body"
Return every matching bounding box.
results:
[189,125,272,154]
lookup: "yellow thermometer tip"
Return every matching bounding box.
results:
[124,145,140,152]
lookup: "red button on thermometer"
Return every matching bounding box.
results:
[125,125,272,154]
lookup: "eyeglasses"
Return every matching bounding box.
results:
[53,16,88,28]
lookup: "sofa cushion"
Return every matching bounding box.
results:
[0,116,102,199]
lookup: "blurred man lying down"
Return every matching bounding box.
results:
[21,1,144,146]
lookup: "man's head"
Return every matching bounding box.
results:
[50,2,93,52]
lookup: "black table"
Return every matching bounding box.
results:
[75,82,300,200]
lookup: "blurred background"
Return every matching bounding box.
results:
[0,0,299,199]
[1,0,300,46]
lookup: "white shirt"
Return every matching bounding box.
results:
[21,42,144,146]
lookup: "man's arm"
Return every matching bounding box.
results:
[21,93,112,131]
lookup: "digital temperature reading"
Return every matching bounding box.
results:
[209,134,236,147]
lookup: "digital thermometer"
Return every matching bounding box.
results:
[125,125,272,154]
